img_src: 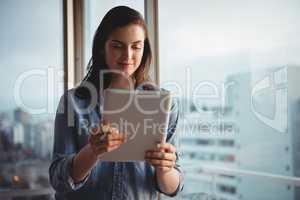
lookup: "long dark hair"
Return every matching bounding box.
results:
[75,6,152,99]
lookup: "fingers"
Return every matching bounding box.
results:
[155,166,173,173]
[90,127,100,135]
[89,122,128,157]
[145,158,175,168]
[145,151,176,169]
[90,132,127,147]
[145,151,176,161]
[92,133,127,146]
[145,155,176,173]
[93,142,122,155]
[107,132,127,142]
[145,142,177,171]
[92,138,125,156]
[89,122,119,136]
[103,139,125,146]
[155,143,176,153]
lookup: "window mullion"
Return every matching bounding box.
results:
[144,0,160,86]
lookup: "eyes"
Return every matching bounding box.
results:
[110,42,143,51]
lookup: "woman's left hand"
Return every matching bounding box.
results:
[145,143,176,173]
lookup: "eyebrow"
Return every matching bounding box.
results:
[111,40,143,44]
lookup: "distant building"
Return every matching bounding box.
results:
[179,66,300,200]
[13,123,24,146]
[12,108,38,152]
[14,108,30,124]
[225,66,300,200]
[34,119,54,159]
[0,113,13,151]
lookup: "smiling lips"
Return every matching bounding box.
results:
[118,62,134,68]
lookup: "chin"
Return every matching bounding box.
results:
[118,71,131,77]
[123,69,135,76]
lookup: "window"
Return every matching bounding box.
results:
[217,154,235,163]
[217,183,236,194]
[0,0,63,199]
[158,0,300,199]
[218,139,235,147]
[197,139,213,145]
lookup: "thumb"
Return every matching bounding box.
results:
[157,135,166,152]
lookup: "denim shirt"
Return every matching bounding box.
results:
[49,85,184,200]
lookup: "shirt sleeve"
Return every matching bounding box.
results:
[155,97,184,197]
[49,91,90,194]
[67,157,90,190]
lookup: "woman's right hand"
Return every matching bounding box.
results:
[88,122,127,159]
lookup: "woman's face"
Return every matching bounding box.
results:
[105,24,145,77]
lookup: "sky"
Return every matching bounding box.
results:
[158,0,300,92]
[0,0,63,113]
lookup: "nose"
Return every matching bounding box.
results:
[122,47,133,60]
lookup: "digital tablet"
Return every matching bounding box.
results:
[99,89,172,162]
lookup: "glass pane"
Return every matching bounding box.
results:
[84,0,144,69]
[0,0,64,199]
[163,165,300,200]
[158,0,300,199]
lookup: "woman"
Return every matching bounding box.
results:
[49,6,183,200]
